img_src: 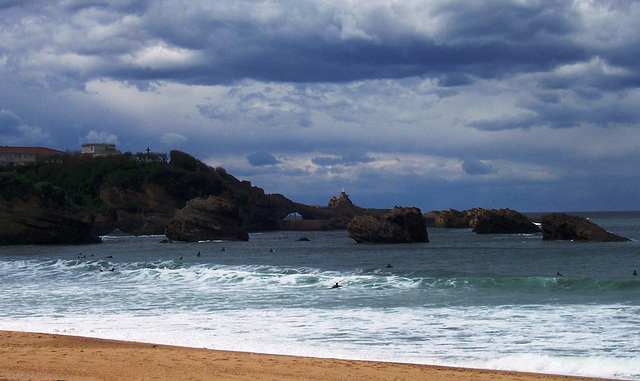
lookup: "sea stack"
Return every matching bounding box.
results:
[348,206,429,243]
[539,213,630,242]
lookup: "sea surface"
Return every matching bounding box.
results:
[1,211,639,379]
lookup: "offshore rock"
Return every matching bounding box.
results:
[426,208,539,234]
[472,208,540,234]
[348,206,429,243]
[0,175,100,245]
[539,213,630,242]
[278,190,376,231]
[327,190,366,216]
[165,196,249,242]
[430,209,470,228]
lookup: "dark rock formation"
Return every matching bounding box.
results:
[348,206,429,243]
[95,183,181,235]
[165,196,249,242]
[0,175,101,245]
[327,190,366,216]
[429,209,470,228]
[278,191,373,231]
[223,180,296,231]
[0,151,398,238]
[539,213,630,242]
[472,209,540,234]
[426,208,539,234]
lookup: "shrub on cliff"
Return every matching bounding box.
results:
[0,174,33,201]
[170,150,204,172]
[35,182,67,207]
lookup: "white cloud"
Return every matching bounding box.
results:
[82,130,118,144]
[122,44,204,70]
[161,132,188,146]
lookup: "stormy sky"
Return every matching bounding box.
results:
[1,0,639,212]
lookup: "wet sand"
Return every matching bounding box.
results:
[0,331,616,381]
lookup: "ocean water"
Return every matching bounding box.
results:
[1,212,639,379]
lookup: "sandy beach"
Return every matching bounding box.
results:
[0,331,617,381]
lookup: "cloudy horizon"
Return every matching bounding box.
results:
[2,1,639,212]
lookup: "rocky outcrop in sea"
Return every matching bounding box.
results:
[425,208,540,234]
[347,206,429,243]
[539,213,630,242]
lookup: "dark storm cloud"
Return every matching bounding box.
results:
[0,0,601,87]
[433,0,576,42]
[247,152,281,166]
[0,109,22,136]
[0,0,24,10]
[311,153,375,167]
[469,114,538,131]
[470,90,640,131]
[462,158,494,176]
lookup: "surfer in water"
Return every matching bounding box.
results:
[331,282,341,289]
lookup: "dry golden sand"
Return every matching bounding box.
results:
[0,331,616,381]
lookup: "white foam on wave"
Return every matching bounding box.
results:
[2,303,640,380]
[3,257,640,380]
[475,353,640,380]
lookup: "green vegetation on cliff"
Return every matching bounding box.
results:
[4,150,232,211]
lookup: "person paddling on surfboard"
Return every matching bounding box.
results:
[331,282,341,289]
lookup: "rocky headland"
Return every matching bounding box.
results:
[0,150,631,244]
[0,174,101,245]
[0,151,389,244]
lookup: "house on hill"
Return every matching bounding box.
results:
[0,146,65,167]
[82,143,121,157]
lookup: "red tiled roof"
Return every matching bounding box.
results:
[0,146,64,154]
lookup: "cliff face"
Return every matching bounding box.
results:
[89,159,373,236]
[165,196,249,242]
[0,175,101,245]
[222,180,296,231]
[95,183,181,235]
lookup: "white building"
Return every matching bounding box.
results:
[81,143,121,157]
